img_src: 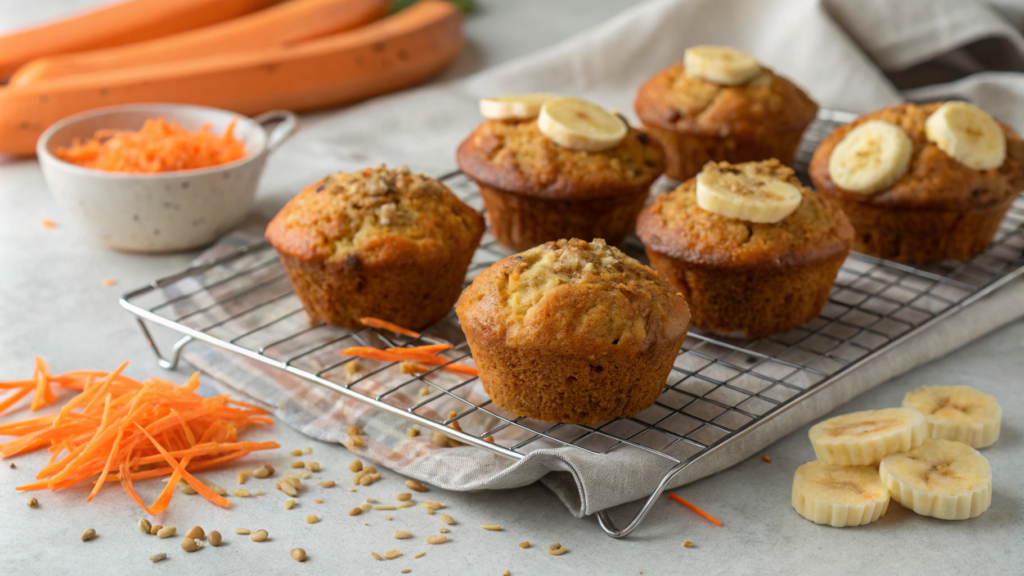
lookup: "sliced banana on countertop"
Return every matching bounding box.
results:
[695,161,802,223]
[809,407,925,466]
[683,45,761,86]
[537,97,627,152]
[828,120,914,195]
[879,439,992,520]
[902,385,1001,449]
[791,460,890,528]
[925,101,1006,170]
[479,94,556,121]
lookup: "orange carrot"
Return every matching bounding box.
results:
[389,343,453,355]
[339,346,478,377]
[360,317,421,338]
[668,493,723,527]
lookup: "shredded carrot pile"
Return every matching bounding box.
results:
[0,359,277,514]
[55,117,247,173]
[340,343,478,377]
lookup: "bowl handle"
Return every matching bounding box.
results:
[253,110,299,154]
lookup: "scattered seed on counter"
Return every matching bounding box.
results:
[349,459,363,473]
[349,488,357,492]
[393,530,413,540]
[431,432,448,447]
[426,509,435,516]
[503,571,510,576]
[138,519,151,534]
[290,449,304,456]
[305,515,319,524]
[384,515,393,521]
[41,218,58,229]
[235,528,251,535]
[318,480,335,488]
[419,386,430,397]
[481,524,501,531]
[185,526,205,540]
[250,530,269,542]
[519,542,530,549]
[682,541,695,548]
[290,461,305,469]
[383,549,401,560]
[253,467,271,479]
[374,505,396,511]
[371,552,383,561]
[81,528,97,542]
[426,535,447,545]
[305,461,320,472]
[313,499,323,504]
[353,470,369,485]
[291,548,307,562]
[421,501,442,510]
[149,553,166,563]
[440,514,454,525]
[547,543,567,556]
[181,537,200,552]
[438,528,449,534]
[209,484,228,496]
[402,570,411,574]
[359,503,372,512]
[233,489,251,497]
[27,497,38,508]
[9,463,15,468]
[351,435,365,448]
[208,531,222,546]
[405,480,428,492]
[284,476,303,489]
[255,490,263,495]
[278,480,298,497]
[349,507,364,516]
[407,426,420,438]
[398,502,414,509]
[149,524,163,536]
[304,447,312,455]
[762,455,772,463]
[264,464,276,475]
[286,499,296,510]
[237,472,249,485]
[366,498,378,504]
[298,470,312,480]
[157,526,176,539]
[414,552,425,559]
[397,493,412,502]
[364,465,377,474]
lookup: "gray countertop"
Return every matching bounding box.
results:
[1,1,1021,574]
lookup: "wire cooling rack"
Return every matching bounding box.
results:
[121,109,1024,538]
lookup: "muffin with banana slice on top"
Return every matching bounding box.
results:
[457,95,665,251]
[636,158,853,338]
[810,102,1024,263]
[634,45,818,181]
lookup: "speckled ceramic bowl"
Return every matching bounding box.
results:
[37,104,297,253]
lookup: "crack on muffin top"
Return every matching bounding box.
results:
[456,120,665,199]
[265,165,481,262]
[638,160,853,267]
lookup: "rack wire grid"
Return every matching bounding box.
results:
[121,109,1024,538]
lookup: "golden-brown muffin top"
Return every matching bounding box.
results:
[634,63,818,138]
[810,102,1024,211]
[456,239,689,352]
[265,165,484,262]
[637,160,853,268]
[455,119,665,200]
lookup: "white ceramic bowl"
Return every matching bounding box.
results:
[37,103,297,253]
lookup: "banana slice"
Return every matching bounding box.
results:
[808,407,925,466]
[683,45,761,85]
[828,120,913,195]
[537,97,627,152]
[902,385,1001,449]
[479,94,556,121]
[791,460,890,527]
[879,439,992,520]
[925,101,1006,170]
[695,161,802,223]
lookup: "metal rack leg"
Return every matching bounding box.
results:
[135,318,193,370]
[596,460,693,538]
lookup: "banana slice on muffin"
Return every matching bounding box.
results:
[925,102,1006,170]
[879,439,992,520]
[791,460,890,527]
[808,407,925,466]
[456,239,689,424]
[902,385,1001,448]
[696,161,802,223]
[537,96,627,152]
[683,45,762,86]
[827,120,914,195]
[479,94,556,121]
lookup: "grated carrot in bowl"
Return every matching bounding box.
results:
[55,117,247,173]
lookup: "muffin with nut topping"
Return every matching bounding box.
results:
[634,45,817,182]
[266,165,485,330]
[456,238,689,424]
[457,95,665,251]
[810,102,1024,263]
[637,159,852,338]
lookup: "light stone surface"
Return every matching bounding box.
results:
[0,1,1021,574]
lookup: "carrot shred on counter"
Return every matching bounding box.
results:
[668,493,724,527]
[359,317,421,338]
[340,345,478,377]
[54,117,246,173]
[0,361,277,513]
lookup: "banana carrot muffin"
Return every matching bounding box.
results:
[810,102,1024,263]
[266,165,485,331]
[636,159,853,338]
[456,238,689,424]
[457,95,665,251]
[634,45,817,182]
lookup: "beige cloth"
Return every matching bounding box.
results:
[185,0,1024,517]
